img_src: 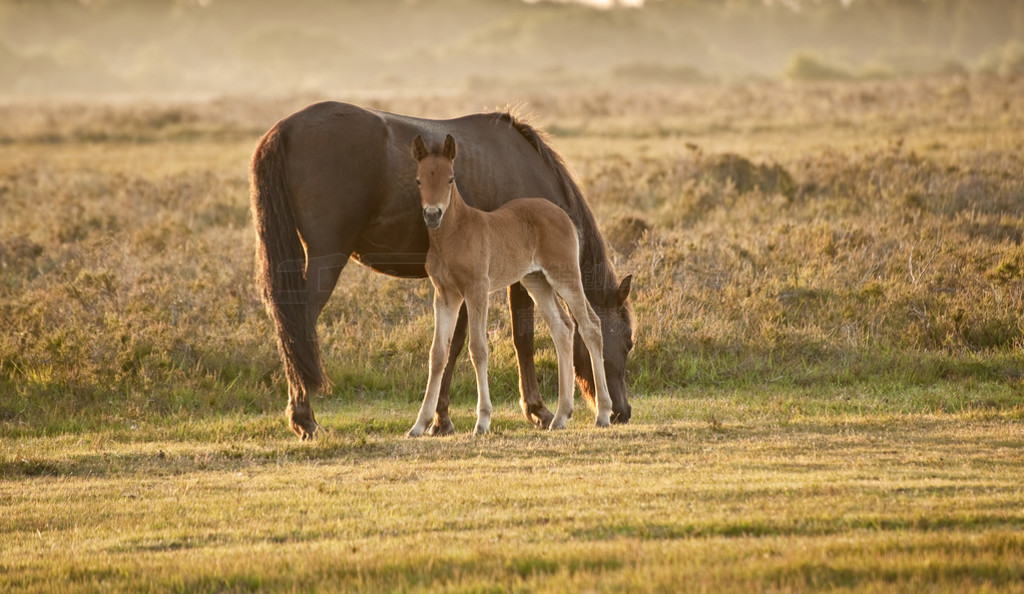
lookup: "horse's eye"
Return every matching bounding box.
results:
[415,179,421,186]
[448,177,455,184]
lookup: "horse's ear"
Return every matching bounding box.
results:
[412,135,429,161]
[616,274,632,306]
[442,134,457,161]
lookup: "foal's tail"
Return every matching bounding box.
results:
[249,125,328,400]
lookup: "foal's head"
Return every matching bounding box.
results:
[412,134,457,229]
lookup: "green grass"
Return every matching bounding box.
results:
[3,392,1024,592]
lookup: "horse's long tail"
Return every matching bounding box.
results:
[249,125,328,401]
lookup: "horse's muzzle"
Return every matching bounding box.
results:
[423,207,443,229]
[611,402,632,424]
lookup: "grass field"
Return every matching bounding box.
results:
[2,77,1023,591]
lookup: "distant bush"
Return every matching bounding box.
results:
[784,51,852,81]
[978,40,1024,80]
[864,48,969,79]
[610,62,706,84]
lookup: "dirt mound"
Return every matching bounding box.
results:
[699,153,796,201]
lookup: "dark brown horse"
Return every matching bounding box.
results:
[249,102,633,439]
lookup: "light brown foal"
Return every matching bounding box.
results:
[407,134,613,437]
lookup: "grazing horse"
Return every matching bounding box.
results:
[249,102,633,439]
[409,134,614,436]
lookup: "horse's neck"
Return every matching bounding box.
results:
[579,239,617,304]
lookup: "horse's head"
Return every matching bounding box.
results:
[412,134,457,229]
[602,274,634,423]
[576,274,634,424]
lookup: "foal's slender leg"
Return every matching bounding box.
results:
[430,305,467,436]
[408,291,463,437]
[520,274,576,430]
[549,277,614,427]
[508,282,555,429]
[465,293,493,435]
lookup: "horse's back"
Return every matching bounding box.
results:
[261,101,573,277]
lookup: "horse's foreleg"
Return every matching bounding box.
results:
[429,304,467,436]
[465,295,492,435]
[408,291,462,437]
[508,282,555,429]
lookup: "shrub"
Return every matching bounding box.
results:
[784,51,852,81]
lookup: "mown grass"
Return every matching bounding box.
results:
[2,392,1023,592]
[1,77,1023,590]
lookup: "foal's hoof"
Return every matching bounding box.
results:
[428,417,456,437]
[474,424,490,436]
[549,417,568,431]
[406,425,426,438]
[595,414,612,428]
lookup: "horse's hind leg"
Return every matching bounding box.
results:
[288,251,349,438]
[509,282,555,429]
[548,276,614,428]
[521,274,576,430]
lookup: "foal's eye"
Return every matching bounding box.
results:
[415,179,421,187]
[448,177,455,184]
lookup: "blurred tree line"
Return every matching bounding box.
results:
[0,0,1021,93]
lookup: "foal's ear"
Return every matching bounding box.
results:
[616,274,632,306]
[442,134,457,161]
[412,135,429,161]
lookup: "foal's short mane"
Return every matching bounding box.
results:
[497,109,618,303]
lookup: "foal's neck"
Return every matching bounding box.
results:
[429,183,472,243]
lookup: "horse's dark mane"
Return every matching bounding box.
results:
[500,110,619,303]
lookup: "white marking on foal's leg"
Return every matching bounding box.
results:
[554,280,613,428]
[466,298,492,435]
[409,293,461,437]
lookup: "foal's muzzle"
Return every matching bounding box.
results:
[423,207,443,229]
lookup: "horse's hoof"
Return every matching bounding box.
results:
[549,416,568,430]
[527,406,555,430]
[292,423,318,441]
[474,424,490,436]
[407,426,426,438]
[287,405,319,440]
[595,413,611,428]
[428,418,456,437]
